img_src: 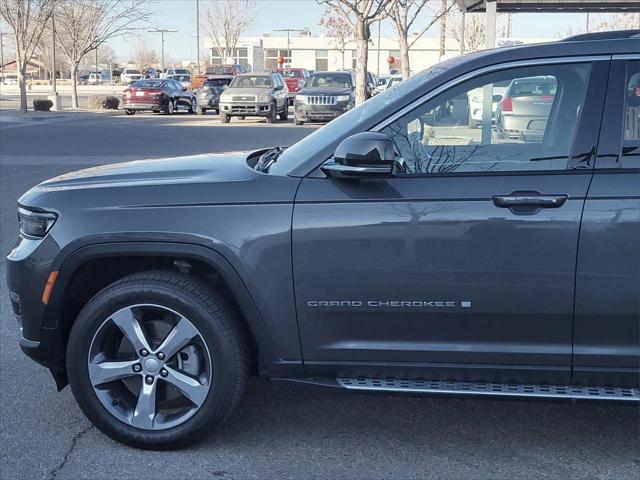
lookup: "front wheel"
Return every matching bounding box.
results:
[66,271,248,449]
[125,109,136,116]
[164,99,174,115]
[279,104,288,121]
[188,98,196,114]
[265,102,277,123]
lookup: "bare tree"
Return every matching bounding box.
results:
[317,0,396,105]
[0,0,55,113]
[319,5,353,69]
[132,41,158,71]
[53,0,150,108]
[449,12,485,53]
[591,13,640,32]
[204,0,255,64]
[387,0,454,78]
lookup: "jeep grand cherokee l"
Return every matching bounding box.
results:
[293,71,355,125]
[6,31,640,449]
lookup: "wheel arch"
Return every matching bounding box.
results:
[47,241,290,384]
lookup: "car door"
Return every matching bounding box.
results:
[292,58,609,384]
[573,58,640,388]
[274,74,285,109]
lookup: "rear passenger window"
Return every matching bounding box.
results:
[381,63,592,175]
[622,60,640,168]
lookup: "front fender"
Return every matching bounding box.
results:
[48,240,303,377]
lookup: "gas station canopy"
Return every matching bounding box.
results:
[455,0,640,13]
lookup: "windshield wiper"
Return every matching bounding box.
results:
[255,147,284,173]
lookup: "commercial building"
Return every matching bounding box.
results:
[203,33,549,74]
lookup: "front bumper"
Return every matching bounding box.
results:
[294,103,351,122]
[197,95,220,110]
[6,234,63,369]
[219,101,273,117]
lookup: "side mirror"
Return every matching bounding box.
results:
[492,94,503,102]
[275,84,283,91]
[322,132,395,178]
[183,86,188,91]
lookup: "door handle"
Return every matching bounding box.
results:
[492,194,568,208]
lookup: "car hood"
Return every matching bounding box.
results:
[222,88,270,97]
[298,87,352,96]
[19,151,299,209]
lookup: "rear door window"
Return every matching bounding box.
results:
[623,60,640,168]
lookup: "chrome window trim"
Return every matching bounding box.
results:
[612,54,640,60]
[372,55,611,133]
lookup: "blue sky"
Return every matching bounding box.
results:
[111,1,604,62]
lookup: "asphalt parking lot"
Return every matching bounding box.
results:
[1,110,639,480]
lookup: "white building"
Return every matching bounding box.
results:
[203,33,550,74]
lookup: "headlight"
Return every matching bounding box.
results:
[336,95,351,102]
[295,95,306,103]
[18,207,57,238]
[259,95,273,102]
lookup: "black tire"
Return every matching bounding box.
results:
[279,104,288,121]
[220,112,230,124]
[66,271,248,449]
[198,108,206,115]
[238,116,246,120]
[188,98,196,114]
[265,102,277,123]
[164,98,174,115]
[125,109,136,116]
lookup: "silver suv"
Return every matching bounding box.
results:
[218,72,289,123]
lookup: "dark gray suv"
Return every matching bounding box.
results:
[6,31,640,449]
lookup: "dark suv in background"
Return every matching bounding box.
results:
[6,31,640,450]
[293,71,355,124]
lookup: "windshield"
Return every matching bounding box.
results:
[206,66,234,75]
[230,76,272,88]
[125,70,140,75]
[132,80,165,88]
[271,67,446,175]
[203,78,232,88]
[305,73,352,89]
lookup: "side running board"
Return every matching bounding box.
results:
[336,378,640,402]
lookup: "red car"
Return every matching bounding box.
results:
[122,79,197,115]
[273,68,309,104]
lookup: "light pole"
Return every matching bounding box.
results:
[50,12,57,94]
[273,29,305,69]
[376,20,381,77]
[195,0,200,74]
[148,29,177,73]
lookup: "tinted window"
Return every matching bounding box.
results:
[203,78,232,88]
[132,80,165,88]
[306,73,352,88]
[622,60,640,167]
[206,66,234,75]
[381,63,591,175]
[230,76,272,88]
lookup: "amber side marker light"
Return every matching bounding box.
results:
[42,271,59,305]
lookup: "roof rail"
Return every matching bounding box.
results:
[562,29,640,42]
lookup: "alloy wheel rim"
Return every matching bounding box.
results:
[88,304,212,431]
